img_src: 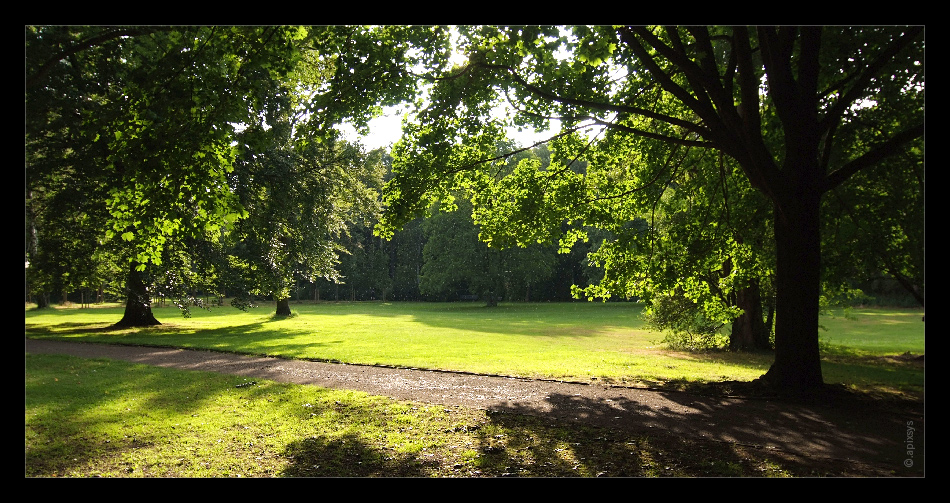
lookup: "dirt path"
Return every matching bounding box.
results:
[25,338,925,475]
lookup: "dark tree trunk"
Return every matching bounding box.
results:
[275,296,292,316]
[751,33,826,395]
[36,293,50,309]
[760,191,824,395]
[114,261,160,327]
[730,280,771,351]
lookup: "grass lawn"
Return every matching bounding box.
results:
[25,352,903,478]
[25,300,925,395]
[25,301,924,477]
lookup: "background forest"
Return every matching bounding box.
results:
[29,140,918,309]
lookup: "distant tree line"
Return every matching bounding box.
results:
[32,141,918,312]
[266,145,612,305]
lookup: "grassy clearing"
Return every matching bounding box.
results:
[24,301,924,478]
[25,301,924,396]
[25,353,899,477]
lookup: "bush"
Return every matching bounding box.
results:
[643,294,729,351]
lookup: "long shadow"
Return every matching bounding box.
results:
[25,353,237,476]
[474,410,768,476]
[487,384,925,476]
[25,353,433,478]
[280,433,437,477]
[24,322,130,335]
[24,315,332,353]
[273,301,650,339]
[27,307,922,396]
[26,347,924,477]
[23,302,680,370]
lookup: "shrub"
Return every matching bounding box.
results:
[643,294,729,351]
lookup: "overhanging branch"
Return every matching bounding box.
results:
[26,27,173,89]
[453,58,713,140]
[822,123,924,193]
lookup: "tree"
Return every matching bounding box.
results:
[26,26,308,325]
[414,140,564,305]
[229,117,386,314]
[419,200,501,304]
[419,200,558,305]
[26,25,454,323]
[337,222,394,301]
[820,111,925,309]
[379,26,924,395]
[221,26,453,315]
[502,241,557,302]
[556,127,778,352]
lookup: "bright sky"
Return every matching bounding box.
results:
[342,28,571,152]
[343,106,561,152]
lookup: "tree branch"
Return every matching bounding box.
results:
[620,27,725,137]
[757,27,801,130]
[585,116,713,148]
[26,27,172,89]
[467,60,711,139]
[822,123,924,193]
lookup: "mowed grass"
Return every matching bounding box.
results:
[25,353,905,478]
[25,300,925,395]
[25,301,924,478]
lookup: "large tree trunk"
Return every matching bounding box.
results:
[275,296,292,316]
[730,280,771,351]
[760,192,824,394]
[114,261,160,327]
[753,35,826,395]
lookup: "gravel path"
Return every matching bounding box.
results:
[25,337,925,475]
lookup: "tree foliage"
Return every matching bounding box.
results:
[228,121,383,314]
[26,26,311,323]
[25,25,453,321]
[378,26,925,395]
[26,25,924,396]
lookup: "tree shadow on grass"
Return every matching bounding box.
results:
[473,409,771,477]
[24,318,326,356]
[277,301,650,339]
[24,321,131,336]
[280,433,438,477]
[25,353,231,477]
[486,386,924,477]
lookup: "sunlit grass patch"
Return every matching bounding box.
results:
[25,301,924,395]
[25,353,910,477]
